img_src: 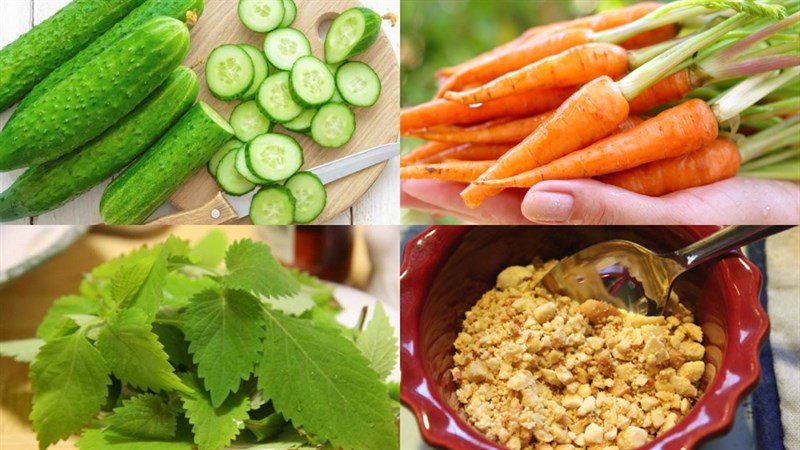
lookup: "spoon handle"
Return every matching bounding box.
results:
[672,225,794,269]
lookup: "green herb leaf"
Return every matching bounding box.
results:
[356,302,398,380]
[245,412,287,442]
[107,393,177,440]
[163,273,218,309]
[96,309,188,394]
[180,374,250,450]
[263,286,316,316]
[190,229,228,269]
[36,295,99,340]
[246,428,317,449]
[184,289,264,407]
[223,240,299,298]
[91,246,159,279]
[127,246,168,321]
[152,323,192,368]
[31,331,110,450]
[258,309,398,450]
[110,261,153,305]
[77,429,193,450]
[0,338,44,363]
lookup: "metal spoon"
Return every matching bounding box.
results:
[541,226,793,316]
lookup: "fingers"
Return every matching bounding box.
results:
[402,180,533,224]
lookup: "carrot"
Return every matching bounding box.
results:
[477,99,719,188]
[417,144,513,164]
[407,111,556,144]
[400,87,575,133]
[629,69,694,113]
[460,76,630,208]
[601,138,741,196]
[620,23,679,50]
[400,141,456,167]
[400,160,496,183]
[445,43,630,105]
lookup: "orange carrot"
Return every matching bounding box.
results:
[460,76,630,207]
[407,112,556,144]
[620,23,679,49]
[417,144,513,164]
[629,69,694,113]
[445,43,630,105]
[601,138,741,196]
[400,160,496,183]
[400,87,575,133]
[400,141,456,167]
[477,99,719,188]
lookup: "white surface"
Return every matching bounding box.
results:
[0,225,86,284]
[0,0,400,225]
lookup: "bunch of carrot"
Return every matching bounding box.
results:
[401,0,800,209]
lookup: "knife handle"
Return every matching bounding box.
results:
[149,192,238,225]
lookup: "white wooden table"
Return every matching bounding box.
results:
[0,0,400,225]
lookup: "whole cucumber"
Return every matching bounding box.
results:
[0,67,199,222]
[100,102,234,225]
[13,0,205,116]
[0,16,190,171]
[0,0,146,111]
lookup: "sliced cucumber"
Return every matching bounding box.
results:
[239,44,270,101]
[257,71,303,123]
[327,62,346,102]
[290,56,336,107]
[280,0,297,27]
[250,185,295,225]
[310,103,355,148]
[209,140,243,177]
[336,61,381,107]
[263,28,311,71]
[230,100,273,142]
[238,0,285,33]
[285,171,327,223]
[324,7,381,64]
[216,149,255,195]
[235,146,269,184]
[206,44,255,101]
[282,109,317,133]
[246,133,303,181]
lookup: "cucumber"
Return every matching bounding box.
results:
[0,67,198,222]
[282,109,317,133]
[216,150,255,195]
[263,28,311,71]
[0,0,146,111]
[239,44,270,100]
[290,56,336,107]
[0,17,191,171]
[13,0,205,116]
[239,0,285,33]
[230,100,273,142]
[100,102,234,224]
[324,7,381,64]
[208,140,243,177]
[280,0,297,27]
[327,62,346,103]
[236,146,269,184]
[310,103,356,148]
[336,61,382,107]
[206,44,255,101]
[285,171,327,223]
[246,133,303,181]
[257,72,303,123]
[249,185,295,225]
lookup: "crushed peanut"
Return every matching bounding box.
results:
[451,261,706,450]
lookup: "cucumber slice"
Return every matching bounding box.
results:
[239,44,270,101]
[230,100,273,142]
[264,28,311,71]
[280,0,297,27]
[257,72,303,123]
[250,185,295,225]
[310,103,355,148]
[238,0,285,33]
[215,147,255,195]
[206,44,255,101]
[282,109,317,133]
[235,146,269,184]
[208,140,243,177]
[336,61,381,107]
[285,171,327,223]
[246,133,304,181]
[324,7,381,64]
[290,56,336,107]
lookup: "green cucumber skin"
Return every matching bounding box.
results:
[325,8,382,64]
[13,0,205,116]
[0,17,190,171]
[0,68,198,222]
[100,102,233,225]
[0,0,146,111]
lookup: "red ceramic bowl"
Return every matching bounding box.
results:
[401,226,768,450]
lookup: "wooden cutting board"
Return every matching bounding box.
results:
[166,0,399,224]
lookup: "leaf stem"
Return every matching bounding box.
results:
[713,67,800,122]
[739,114,800,161]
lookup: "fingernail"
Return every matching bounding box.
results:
[522,191,574,223]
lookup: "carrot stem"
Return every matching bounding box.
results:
[740,145,800,170]
[739,156,800,180]
[593,3,710,44]
[739,115,800,161]
[628,35,691,68]
[712,67,800,121]
[741,98,800,120]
